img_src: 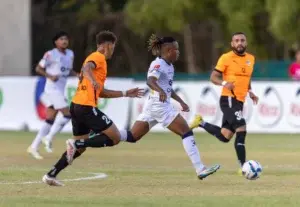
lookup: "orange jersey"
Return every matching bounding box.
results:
[215,51,255,102]
[72,52,107,107]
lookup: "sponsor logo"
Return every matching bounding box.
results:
[196,86,220,124]
[256,87,283,128]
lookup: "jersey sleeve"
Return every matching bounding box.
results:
[38,51,52,68]
[85,53,104,69]
[215,54,227,73]
[147,63,161,79]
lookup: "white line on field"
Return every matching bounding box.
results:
[0,172,107,185]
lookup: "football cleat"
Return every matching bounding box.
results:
[42,174,64,186]
[27,146,43,160]
[189,115,204,129]
[198,164,221,180]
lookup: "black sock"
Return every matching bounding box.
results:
[235,131,246,167]
[47,150,82,178]
[75,133,114,148]
[126,131,136,143]
[200,122,229,143]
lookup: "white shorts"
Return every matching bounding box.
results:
[41,91,68,110]
[137,97,179,128]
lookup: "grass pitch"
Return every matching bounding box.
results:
[0,131,300,207]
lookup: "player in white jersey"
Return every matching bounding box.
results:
[117,35,220,180]
[28,31,75,159]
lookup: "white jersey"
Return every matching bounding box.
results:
[147,57,174,102]
[39,48,74,94]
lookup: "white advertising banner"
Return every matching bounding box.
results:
[131,81,300,133]
[0,77,133,132]
[1,77,300,133]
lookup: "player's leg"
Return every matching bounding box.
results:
[232,115,247,169]
[65,106,121,164]
[43,103,88,186]
[167,113,220,180]
[28,106,58,159]
[190,114,234,142]
[119,113,156,143]
[43,96,71,152]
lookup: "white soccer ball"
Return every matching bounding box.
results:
[242,160,262,180]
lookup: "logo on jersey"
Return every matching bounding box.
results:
[256,86,283,127]
[154,65,160,69]
[246,60,251,66]
[34,77,47,120]
[287,88,300,127]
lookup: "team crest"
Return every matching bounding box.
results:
[246,60,251,66]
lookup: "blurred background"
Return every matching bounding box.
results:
[2,0,300,79]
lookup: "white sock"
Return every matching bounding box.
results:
[182,135,205,174]
[119,129,128,141]
[44,116,70,142]
[31,121,53,149]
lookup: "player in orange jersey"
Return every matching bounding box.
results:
[190,32,259,174]
[42,31,143,186]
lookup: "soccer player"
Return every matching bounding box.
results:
[189,32,259,175]
[118,34,220,180]
[28,31,75,159]
[42,31,143,186]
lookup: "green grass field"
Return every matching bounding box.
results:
[1,131,300,207]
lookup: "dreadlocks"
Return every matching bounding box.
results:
[148,34,176,57]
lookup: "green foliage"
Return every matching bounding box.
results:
[125,0,194,34]
[266,0,300,44]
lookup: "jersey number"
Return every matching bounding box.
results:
[235,110,243,121]
[102,115,111,125]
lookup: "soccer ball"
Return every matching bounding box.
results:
[242,160,262,180]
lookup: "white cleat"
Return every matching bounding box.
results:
[27,147,43,160]
[42,139,53,153]
[42,174,64,186]
[66,139,76,165]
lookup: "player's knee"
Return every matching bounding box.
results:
[235,124,246,132]
[221,128,234,141]
[181,130,194,139]
[45,119,55,125]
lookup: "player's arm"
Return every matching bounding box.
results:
[211,54,234,90]
[81,62,100,89]
[171,89,189,112]
[35,64,58,82]
[171,90,184,104]
[99,88,143,98]
[147,76,167,102]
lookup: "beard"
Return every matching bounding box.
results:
[232,46,246,55]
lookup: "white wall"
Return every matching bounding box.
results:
[0,0,30,75]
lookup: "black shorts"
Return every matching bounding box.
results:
[220,96,246,132]
[70,102,113,136]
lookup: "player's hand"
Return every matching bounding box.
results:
[126,88,144,98]
[48,75,59,82]
[92,80,101,90]
[249,91,259,105]
[224,82,235,90]
[159,90,167,102]
[180,102,190,112]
